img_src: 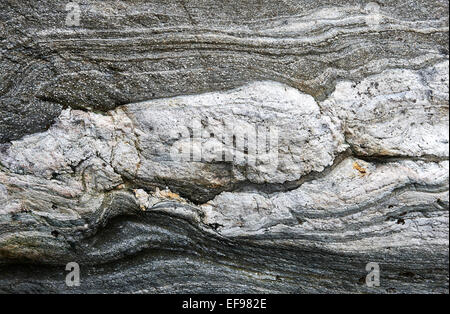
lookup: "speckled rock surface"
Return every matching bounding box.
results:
[0,0,448,293]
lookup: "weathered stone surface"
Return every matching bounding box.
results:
[1,0,448,142]
[0,0,448,294]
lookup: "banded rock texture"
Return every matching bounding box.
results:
[0,0,448,293]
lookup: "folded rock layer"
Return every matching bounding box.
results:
[0,0,448,293]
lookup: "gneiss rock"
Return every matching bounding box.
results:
[0,0,448,294]
[1,0,448,142]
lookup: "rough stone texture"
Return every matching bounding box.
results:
[0,0,448,293]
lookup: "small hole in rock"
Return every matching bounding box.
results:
[51,230,60,238]
[209,223,223,230]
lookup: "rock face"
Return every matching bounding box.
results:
[0,1,448,294]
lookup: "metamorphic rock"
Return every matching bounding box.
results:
[0,0,448,293]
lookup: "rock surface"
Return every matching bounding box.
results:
[0,0,448,293]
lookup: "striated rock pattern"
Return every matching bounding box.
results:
[0,0,448,293]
